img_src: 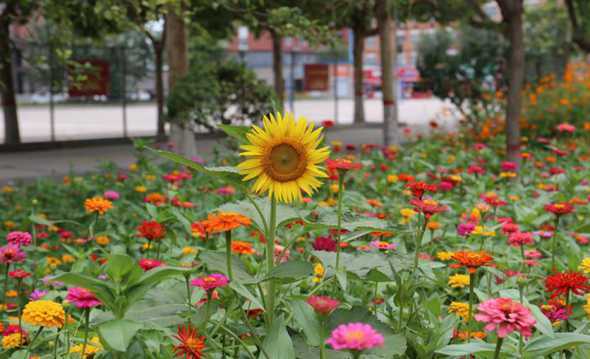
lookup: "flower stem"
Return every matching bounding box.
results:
[493,337,504,359]
[80,308,90,359]
[265,196,277,327]
[551,216,560,271]
[225,231,233,281]
[335,175,344,271]
[2,263,9,311]
[25,326,43,357]
[467,272,475,340]
[412,217,428,275]
[184,274,193,324]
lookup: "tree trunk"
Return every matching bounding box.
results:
[270,30,285,106]
[166,8,196,158]
[377,0,399,146]
[153,41,165,138]
[352,26,366,124]
[503,2,524,163]
[0,17,20,144]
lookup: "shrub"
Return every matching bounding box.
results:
[167,60,276,132]
[523,63,590,137]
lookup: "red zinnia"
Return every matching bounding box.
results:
[406,181,437,199]
[138,220,166,241]
[138,258,164,271]
[173,325,205,359]
[8,269,31,279]
[545,271,590,298]
[410,198,447,218]
[326,158,362,173]
[544,202,574,216]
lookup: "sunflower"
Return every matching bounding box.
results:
[237,113,330,203]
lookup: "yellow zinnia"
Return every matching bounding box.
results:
[70,336,102,358]
[2,332,26,349]
[580,258,590,274]
[448,301,470,321]
[237,113,330,203]
[448,274,470,288]
[22,300,65,328]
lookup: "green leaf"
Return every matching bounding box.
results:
[219,124,250,144]
[229,282,264,309]
[147,148,243,185]
[200,251,256,284]
[98,319,143,352]
[265,261,313,282]
[366,334,407,358]
[217,197,310,232]
[436,342,497,356]
[261,318,295,359]
[290,300,322,347]
[106,254,139,284]
[524,333,590,356]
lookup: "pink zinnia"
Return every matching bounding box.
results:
[216,186,236,196]
[0,244,26,264]
[66,287,102,308]
[103,190,120,201]
[507,232,535,247]
[191,273,229,291]
[501,161,518,172]
[326,322,384,351]
[556,123,575,133]
[307,295,340,315]
[6,231,32,246]
[457,223,475,236]
[474,298,536,338]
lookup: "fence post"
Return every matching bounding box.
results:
[48,44,55,142]
[121,46,128,138]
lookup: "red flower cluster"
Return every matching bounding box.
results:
[544,202,574,216]
[406,181,437,199]
[138,220,166,241]
[545,271,590,298]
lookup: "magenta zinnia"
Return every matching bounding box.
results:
[191,273,229,291]
[326,322,384,351]
[474,297,536,338]
[66,287,102,309]
[0,244,26,264]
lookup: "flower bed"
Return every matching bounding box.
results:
[1,113,590,358]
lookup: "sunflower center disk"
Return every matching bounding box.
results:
[266,143,307,182]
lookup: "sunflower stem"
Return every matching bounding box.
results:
[265,196,277,327]
[225,231,233,281]
[335,174,344,272]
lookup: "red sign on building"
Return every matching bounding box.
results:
[68,59,110,97]
[304,64,329,91]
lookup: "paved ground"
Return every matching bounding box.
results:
[0,98,458,183]
[0,98,456,142]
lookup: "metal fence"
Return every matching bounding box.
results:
[2,41,441,145]
[1,41,157,144]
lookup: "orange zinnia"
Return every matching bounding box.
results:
[84,197,113,215]
[451,250,493,273]
[201,212,251,234]
[231,240,256,255]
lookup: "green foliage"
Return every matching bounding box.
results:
[416,26,507,134]
[167,59,276,130]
